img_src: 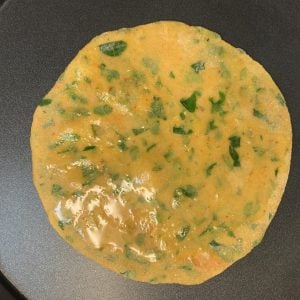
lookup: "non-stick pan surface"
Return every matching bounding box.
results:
[0,0,299,299]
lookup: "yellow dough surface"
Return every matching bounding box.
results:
[31,21,292,285]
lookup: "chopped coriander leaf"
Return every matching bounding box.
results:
[179,111,186,120]
[180,91,201,112]
[51,184,63,196]
[57,145,78,154]
[209,91,226,115]
[244,201,260,217]
[129,146,139,160]
[142,57,159,75]
[124,245,148,264]
[276,93,286,106]
[174,185,197,198]
[191,60,205,73]
[229,136,240,148]
[163,150,173,162]
[83,76,91,84]
[120,270,136,279]
[99,40,127,57]
[253,108,265,119]
[149,96,166,120]
[169,71,175,78]
[155,77,163,88]
[135,233,145,246]
[206,120,218,134]
[173,126,193,135]
[146,143,157,152]
[228,135,241,167]
[199,225,213,237]
[253,109,271,124]
[275,168,279,177]
[219,223,235,237]
[49,132,80,149]
[220,62,230,78]
[132,127,148,135]
[83,145,96,151]
[129,70,145,86]
[39,98,52,106]
[229,145,240,167]
[152,163,163,171]
[150,121,160,135]
[99,63,120,82]
[58,219,71,230]
[176,225,191,241]
[209,240,221,248]
[94,104,113,116]
[206,162,217,176]
[81,163,100,185]
[179,264,193,271]
[117,137,128,151]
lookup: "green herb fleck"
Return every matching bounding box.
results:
[179,264,193,271]
[209,240,221,248]
[146,143,157,152]
[244,201,260,217]
[135,233,145,246]
[173,126,193,135]
[229,145,240,167]
[150,121,160,135]
[276,93,286,106]
[174,185,197,199]
[117,137,128,151]
[99,63,120,82]
[124,245,148,264]
[81,163,100,185]
[155,77,163,89]
[149,96,166,120]
[176,225,191,241]
[58,219,71,230]
[275,168,279,177]
[206,163,217,176]
[220,62,230,78]
[94,104,113,116]
[83,76,91,84]
[229,135,241,167]
[253,109,268,122]
[209,91,226,115]
[229,136,240,148]
[180,91,201,112]
[99,40,127,57]
[51,184,63,196]
[191,61,205,73]
[179,111,186,120]
[39,98,52,106]
[132,127,148,136]
[142,57,159,75]
[120,270,136,279]
[129,146,139,160]
[152,163,163,171]
[206,120,218,134]
[83,145,96,151]
[169,71,175,78]
[199,225,213,237]
[49,132,80,149]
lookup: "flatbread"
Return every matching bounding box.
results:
[31,21,292,284]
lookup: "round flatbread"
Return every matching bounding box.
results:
[31,21,292,285]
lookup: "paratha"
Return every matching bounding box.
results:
[31,21,292,285]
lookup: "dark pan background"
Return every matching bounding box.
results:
[0,0,299,299]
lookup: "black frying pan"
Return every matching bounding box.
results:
[0,0,299,299]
